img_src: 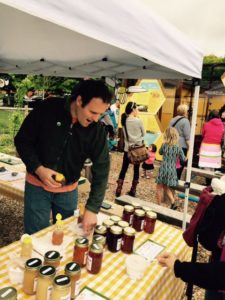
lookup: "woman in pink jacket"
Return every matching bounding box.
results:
[199,110,224,170]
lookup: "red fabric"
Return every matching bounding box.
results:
[183,187,214,247]
[202,118,224,144]
[145,151,156,164]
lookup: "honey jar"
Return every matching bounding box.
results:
[65,262,81,300]
[92,234,106,248]
[110,215,121,225]
[142,205,152,213]
[102,219,114,244]
[94,225,107,237]
[144,211,157,234]
[86,243,103,274]
[0,287,17,300]
[107,225,122,252]
[73,238,89,267]
[51,275,71,300]
[118,220,129,231]
[132,209,145,232]
[44,251,61,269]
[36,265,56,300]
[121,227,136,254]
[23,258,42,295]
[122,205,134,225]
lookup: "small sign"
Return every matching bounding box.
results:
[135,239,165,262]
[76,287,109,300]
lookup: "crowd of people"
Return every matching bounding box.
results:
[14,80,225,299]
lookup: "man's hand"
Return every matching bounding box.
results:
[157,252,177,269]
[35,166,62,188]
[82,209,97,236]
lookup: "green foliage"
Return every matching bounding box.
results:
[8,111,24,138]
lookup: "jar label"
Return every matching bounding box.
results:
[141,220,144,230]
[83,251,88,265]
[47,285,52,300]
[86,255,92,271]
[60,294,70,300]
[33,277,38,292]
[117,238,122,251]
[130,215,133,225]
[75,279,81,296]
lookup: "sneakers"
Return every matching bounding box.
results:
[170,203,178,210]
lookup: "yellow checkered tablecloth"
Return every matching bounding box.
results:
[0,216,191,300]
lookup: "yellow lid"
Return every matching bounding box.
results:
[23,236,32,244]
[56,213,63,226]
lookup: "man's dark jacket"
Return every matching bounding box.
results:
[14,98,110,213]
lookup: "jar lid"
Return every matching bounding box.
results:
[53,275,71,289]
[146,211,157,219]
[39,265,56,278]
[25,258,42,270]
[110,225,122,235]
[131,202,141,209]
[142,206,152,212]
[110,215,121,223]
[134,209,145,217]
[75,237,89,248]
[102,219,114,228]
[44,250,60,261]
[65,262,81,276]
[118,220,129,229]
[124,205,134,213]
[94,225,107,235]
[93,234,106,245]
[124,227,136,236]
[0,287,17,300]
[90,243,103,254]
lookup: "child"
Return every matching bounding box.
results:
[156,127,186,210]
[141,144,157,179]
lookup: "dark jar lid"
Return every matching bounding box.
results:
[0,287,17,300]
[89,243,103,254]
[94,225,107,235]
[53,275,71,289]
[65,262,81,276]
[39,265,56,278]
[44,250,60,261]
[134,209,145,217]
[110,225,122,235]
[25,258,42,270]
[75,237,89,248]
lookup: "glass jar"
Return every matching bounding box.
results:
[122,205,134,225]
[92,235,106,248]
[0,287,17,300]
[44,251,61,269]
[142,206,152,213]
[73,238,89,267]
[23,258,42,295]
[64,262,81,300]
[102,219,114,245]
[94,225,107,237]
[110,215,121,225]
[121,227,136,254]
[107,225,122,252]
[36,265,56,300]
[132,209,145,232]
[144,211,157,234]
[118,220,129,231]
[131,202,141,210]
[51,275,71,300]
[86,243,103,274]
[20,235,32,260]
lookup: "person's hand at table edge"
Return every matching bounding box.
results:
[157,252,177,269]
[82,209,97,236]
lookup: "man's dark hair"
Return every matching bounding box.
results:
[207,109,220,121]
[71,80,112,107]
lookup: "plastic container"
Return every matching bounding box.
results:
[122,205,134,225]
[121,227,136,254]
[144,211,157,234]
[44,251,61,269]
[52,213,64,246]
[107,225,122,252]
[51,275,71,300]
[73,238,89,267]
[86,243,103,274]
[132,209,145,232]
[36,265,56,300]
[20,235,32,260]
[23,258,42,295]
[0,287,17,300]
[125,254,148,280]
[65,262,81,300]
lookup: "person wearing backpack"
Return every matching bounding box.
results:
[157,252,225,299]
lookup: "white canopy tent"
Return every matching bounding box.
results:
[0,0,204,228]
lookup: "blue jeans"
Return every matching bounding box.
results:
[24,182,78,234]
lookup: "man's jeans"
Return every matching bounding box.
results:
[24,182,78,234]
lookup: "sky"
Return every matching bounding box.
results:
[144,0,225,57]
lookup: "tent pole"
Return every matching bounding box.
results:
[182,79,200,230]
